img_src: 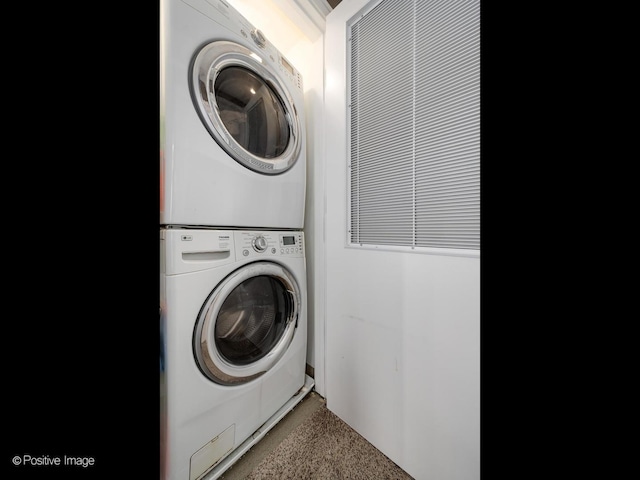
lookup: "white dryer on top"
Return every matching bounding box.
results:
[160,0,306,229]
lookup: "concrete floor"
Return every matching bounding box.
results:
[219,391,326,479]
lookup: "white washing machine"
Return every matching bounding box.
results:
[160,228,308,480]
[160,0,307,229]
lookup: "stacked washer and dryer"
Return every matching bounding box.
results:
[160,1,310,479]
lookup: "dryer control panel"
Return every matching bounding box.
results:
[236,231,304,259]
[183,0,304,91]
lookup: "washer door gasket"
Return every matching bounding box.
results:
[191,40,301,175]
[193,261,300,386]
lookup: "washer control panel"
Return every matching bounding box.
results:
[236,231,304,259]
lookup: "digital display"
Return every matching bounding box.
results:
[280,56,294,75]
[282,236,295,246]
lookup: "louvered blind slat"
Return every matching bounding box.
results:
[349,0,479,251]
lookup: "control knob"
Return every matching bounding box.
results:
[251,29,267,48]
[252,235,268,252]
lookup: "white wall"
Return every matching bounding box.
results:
[222,5,480,476]
[302,35,327,395]
[225,0,325,390]
[324,1,480,479]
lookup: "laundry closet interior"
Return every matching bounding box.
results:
[159,0,480,479]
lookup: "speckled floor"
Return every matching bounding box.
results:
[220,391,326,479]
[219,391,413,480]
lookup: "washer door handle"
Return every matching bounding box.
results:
[286,289,298,328]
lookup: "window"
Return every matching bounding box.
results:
[348,0,480,252]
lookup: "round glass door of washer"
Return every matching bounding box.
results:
[193,262,300,386]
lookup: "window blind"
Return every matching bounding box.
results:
[349,0,479,251]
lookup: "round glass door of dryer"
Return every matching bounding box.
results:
[193,262,300,386]
[191,40,301,175]
[215,67,289,159]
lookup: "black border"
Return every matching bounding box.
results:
[3,3,160,477]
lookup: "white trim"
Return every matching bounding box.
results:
[346,242,480,258]
[271,0,330,40]
[295,0,332,18]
